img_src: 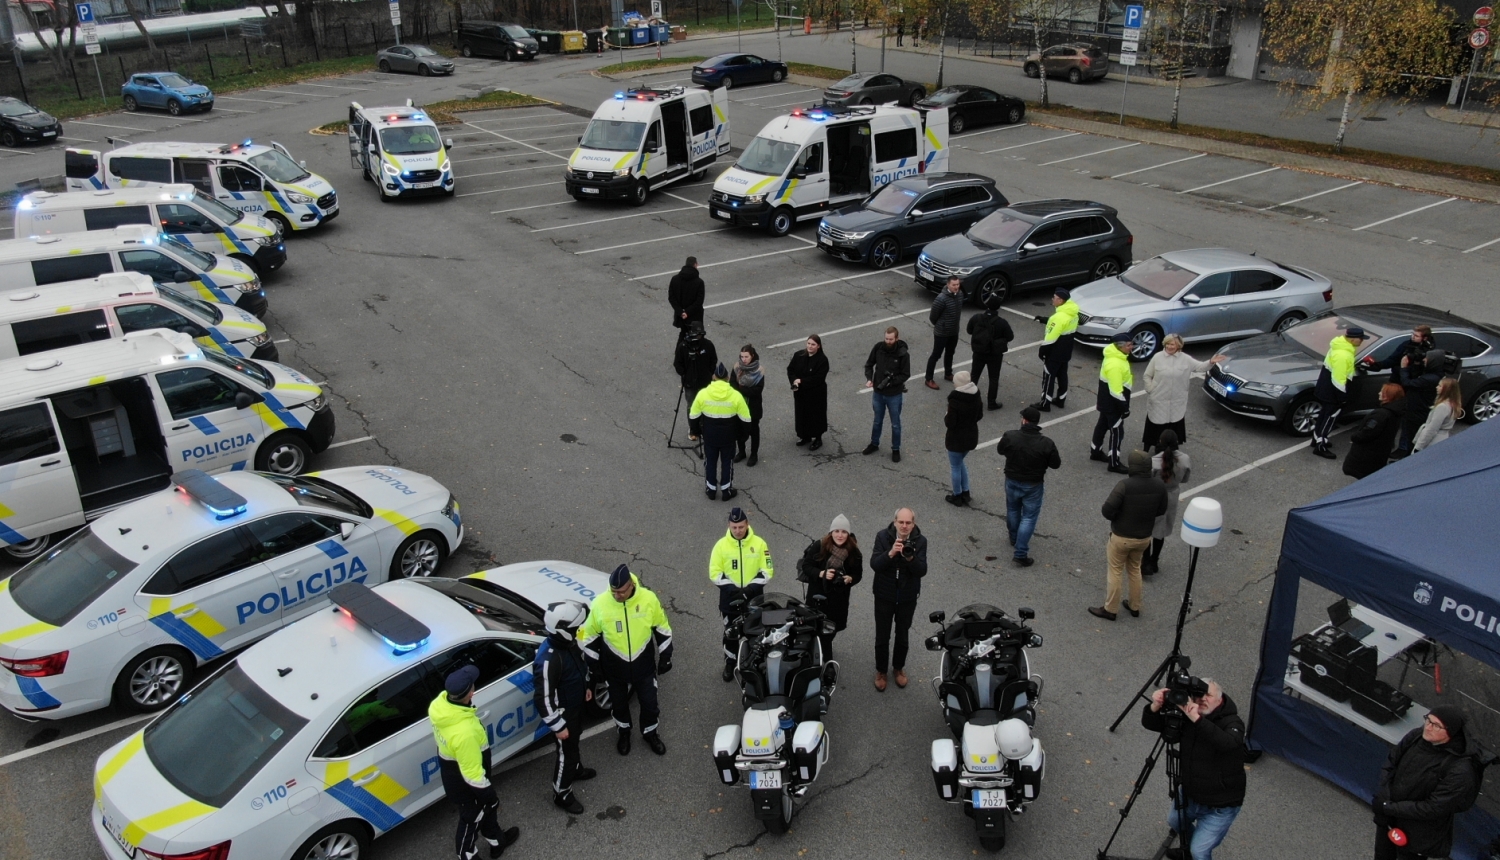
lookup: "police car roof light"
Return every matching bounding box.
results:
[172,469,249,519]
[328,581,432,654]
[614,91,626,99]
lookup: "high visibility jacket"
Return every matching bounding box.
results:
[429,692,490,788]
[1315,336,1358,401]
[1041,299,1080,363]
[579,573,674,665]
[689,380,751,433]
[709,526,773,613]
[1097,343,1134,411]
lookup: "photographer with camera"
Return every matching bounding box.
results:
[1141,677,1246,860]
[870,508,927,692]
[1393,349,1446,458]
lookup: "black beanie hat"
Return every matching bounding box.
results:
[1428,705,1467,739]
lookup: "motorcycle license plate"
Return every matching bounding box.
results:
[972,789,1006,809]
[1207,377,1227,398]
[580,187,600,194]
[103,814,135,856]
[749,769,782,790]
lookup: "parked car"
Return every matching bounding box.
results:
[818,173,1006,269]
[1023,44,1109,83]
[916,199,1132,305]
[1205,304,1500,434]
[692,53,789,89]
[456,20,539,60]
[121,72,213,115]
[822,72,926,107]
[0,96,62,147]
[377,43,455,76]
[1071,249,1334,360]
[916,85,1025,134]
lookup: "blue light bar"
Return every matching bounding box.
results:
[329,582,432,655]
[615,91,625,99]
[172,469,248,519]
[242,139,252,147]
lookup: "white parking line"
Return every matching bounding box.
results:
[463,164,559,178]
[630,246,815,280]
[952,124,1031,140]
[0,714,151,768]
[1183,427,1353,499]
[663,191,708,208]
[456,179,558,197]
[462,121,569,161]
[492,200,570,214]
[296,81,369,90]
[211,107,254,113]
[706,266,912,309]
[745,93,822,109]
[1352,197,1455,231]
[259,89,324,97]
[576,228,728,254]
[325,436,375,449]
[730,85,811,101]
[69,120,150,131]
[982,132,1081,154]
[1463,236,1500,254]
[975,400,1095,446]
[272,338,290,344]
[857,339,1045,394]
[1039,142,1140,167]
[771,312,919,348]
[1178,166,1280,195]
[455,146,573,163]
[1260,180,1362,211]
[218,96,289,104]
[57,136,97,142]
[461,119,586,133]
[1110,152,1206,179]
[463,114,576,127]
[532,205,698,232]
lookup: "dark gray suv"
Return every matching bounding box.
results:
[817,173,1006,269]
[916,199,1133,305]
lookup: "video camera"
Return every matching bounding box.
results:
[1165,671,1210,708]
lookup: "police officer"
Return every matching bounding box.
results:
[1091,331,1135,474]
[430,666,520,860]
[690,363,752,501]
[675,321,718,440]
[710,506,774,682]
[1311,326,1365,459]
[1031,288,1079,412]
[579,564,674,756]
[534,601,597,815]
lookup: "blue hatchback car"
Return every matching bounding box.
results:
[122,72,214,115]
[691,53,788,90]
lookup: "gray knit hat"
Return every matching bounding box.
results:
[830,514,852,533]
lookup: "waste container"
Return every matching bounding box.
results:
[586,28,606,52]
[670,24,687,41]
[536,30,563,52]
[651,22,670,43]
[630,25,651,45]
[562,30,585,52]
[606,26,631,47]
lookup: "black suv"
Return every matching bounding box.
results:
[456,21,539,60]
[817,173,1006,269]
[916,199,1132,305]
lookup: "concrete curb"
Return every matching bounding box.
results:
[1425,105,1500,129]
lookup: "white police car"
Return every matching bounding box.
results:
[0,467,462,720]
[91,561,609,860]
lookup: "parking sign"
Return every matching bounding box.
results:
[1124,4,1143,29]
[77,2,94,23]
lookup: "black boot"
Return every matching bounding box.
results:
[554,791,584,814]
[490,827,520,859]
[722,660,735,682]
[733,448,746,463]
[705,488,717,501]
[616,729,631,756]
[808,437,822,451]
[747,450,758,467]
[644,732,667,755]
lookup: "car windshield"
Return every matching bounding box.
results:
[923,88,964,104]
[161,235,216,270]
[0,100,36,117]
[832,74,868,89]
[410,45,439,56]
[736,136,800,176]
[158,284,222,323]
[379,125,442,155]
[865,184,920,215]
[158,74,193,89]
[1119,256,1201,299]
[579,119,646,152]
[201,348,274,388]
[1282,312,1386,356]
[8,529,137,627]
[194,190,244,226]
[259,473,373,518]
[503,25,530,39]
[415,578,542,631]
[247,149,311,184]
[144,663,308,808]
[966,211,1033,249]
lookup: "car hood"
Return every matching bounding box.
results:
[9,108,56,125]
[924,233,1002,266]
[464,561,610,610]
[256,360,324,407]
[283,173,333,197]
[1072,277,1172,316]
[1217,332,1323,384]
[823,207,895,230]
[175,85,212,97]
[95,730,219,858]
[312,465,451,514]
[521,38,539,49]
[714,165,784,196]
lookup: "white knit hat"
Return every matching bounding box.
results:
[830,514,852,533]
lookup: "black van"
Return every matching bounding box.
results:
[457,21,540,61]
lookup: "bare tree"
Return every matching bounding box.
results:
[1014,0,1061,106]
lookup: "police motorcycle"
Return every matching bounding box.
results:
[711,592,839,833]
[925,604,1046,852]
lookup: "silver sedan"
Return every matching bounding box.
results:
[1069,248,1334,360]
[376,44,455,76]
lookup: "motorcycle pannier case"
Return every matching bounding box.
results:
[713,724,742,785]
[791,720,827,782]
[930,739,960,800]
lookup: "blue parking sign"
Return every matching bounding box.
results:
[1124,4,1143,28]
[77,2,94,22]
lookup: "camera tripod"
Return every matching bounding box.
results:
[667,385,703,459]
[1096,726,1193,860]
[1109,544,1203,732]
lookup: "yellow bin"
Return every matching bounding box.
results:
[562,30,585,52]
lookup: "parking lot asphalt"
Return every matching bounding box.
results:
[0,41,1495,860]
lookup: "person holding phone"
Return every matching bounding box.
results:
[797,514,864,659]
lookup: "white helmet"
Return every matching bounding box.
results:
[544,600,589,640]
[995,718,1035,761]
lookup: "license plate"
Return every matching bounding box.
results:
[43,131,56,137]
[749,769,782,790]
[973,789,1006,809]
[580,187,600,194]
[1208,377,1227,398]
[916,271,934,283]
[713,209,730,219]
[818,238,830,247]
[411,181,437,189]
[103,814,135,856]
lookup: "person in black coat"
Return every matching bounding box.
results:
[869,509,927,692]
[796,514,863,659]
[1090,450,1167,621]
[1394,350,1445,457]
[667,257,704,343]
[674,323,718,439]
[925,276,965,388]
[966,293,1014,410]
[787,334,830,450]
[731,344,766,467]
[944,371,983,506]
[1141,679,1247,860]
[1343,383,1406,480]
[1374,705,1485,860]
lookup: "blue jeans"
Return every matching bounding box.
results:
[871,391,903,450]
[1004,479,1044,559]
[1167,791,1242,860]
[947,450,970,494]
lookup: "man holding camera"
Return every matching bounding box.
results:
[1141,678,1246,860]
[869,508,928,692]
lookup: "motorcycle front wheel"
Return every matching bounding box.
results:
[763,787,794,834]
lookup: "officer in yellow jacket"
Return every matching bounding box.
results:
[1311,325,1365,458]
[710,506,774,681]
[1031,288,1080,412]
[690,362,752,501]
[579,564,674,756]
[430,665,520,859]
[1091,332,1135,473]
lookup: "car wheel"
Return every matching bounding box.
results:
[949,113,966,134]
[461,43,473,57]
[859,97,874,106]
[505,48,516,62]
[908,87,926,105]
[255,431,312,475]
[1008,105,1024,123]
[392,531,447,579]
[0,129,18,148]
[869,236,901,269]
[290,822,372,860]
[629,179,649,206]
[691,167,707,181]
[1128,324,1163,361]
[114,647,193,713]
[1069,68,1083,84]
[266,212,291,234]
[123,95,138,111]
[1273,311,1306,332]
[722,76,735,90]
[1024,62,1040,78]
[167,99,182,116]
[419,64,431,76]
[772,69,785,82]
[1090,257,1122,280]
[1468,384,1500,423]
[768,206,795,237]
[2,533,52,561]
[378,59,391,73]
[976,272,1010,306]
[1283,395,1322,436]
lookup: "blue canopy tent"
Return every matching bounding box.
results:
[1249,417,1500,858]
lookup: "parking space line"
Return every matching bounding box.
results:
[462,120,587,133]
[0,149,31,157]
[1352,197,1455,231]
[462,121,570,161]
[463,115,577,127]
[1463,236,1500,254]
[0,714,151,768]
[1039,142,1140,166]
[296,81,369,90]
[630,246,814,280]
[770,312,921,348]
[325,436,375,449]
[456,145,572,163]
[58,136,97,142]
[1183,426,1353,500]
[456,179,556,197]
[856,338,1045,394]
[730,85,811,101]
[663,191,708,208]
[463,164,559,178]
[211,107,254,113]
[982,132,1081,154]
[745,94,822,109]
[1177,166,1280,195]
[260,89,323,97]
[577,228,728,254]
[70,120,151,131]
[492,200,569,214]
[1110,152,1206,179]
[952,124,1031,140]
[975,401,1095,446]
[1260,180,1362,211]
[532,205,698,232]
[706,267,912,309]
[218,96,289,104]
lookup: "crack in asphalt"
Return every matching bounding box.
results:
[738,488,815,543]
[551,352,593,386]
[665,594,705,621]
[587,541,676,577]
[700,760,888,859]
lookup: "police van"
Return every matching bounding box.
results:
[0,329,335,560]
[566,86,731,205]
[0,271,277,363]
[89,562,609,860]
[0,224,266,316]
[14,185,287,275]
[346,101,455,200]
[709,102,949,236]
[65,140,338,233]
[0,466,462,720]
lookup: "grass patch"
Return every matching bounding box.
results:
[1032,103,1500,187]
[312,89,548,134]
[676,11,777,33]
[786,62,850,81]
[597,56,706,74]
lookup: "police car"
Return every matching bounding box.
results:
[347,102,455,200]
[91,561,609,860]
[0,467,462,721]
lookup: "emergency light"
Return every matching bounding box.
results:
[172,469,249,519]
[329,582,432,655]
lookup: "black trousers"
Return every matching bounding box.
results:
[1313,397,1343,448]
[873,597,918,672]
[1142,418,1186,449]
[604,655,661,736]
[1041,356,1069,405]
[1397,409,1428,453]
[439,757,501,860]
[972,354,1004,405]
[926,335,959,381]
[1372,825,1429,860]
[703,430,735,491]
[736,420,761,456]
[1092,409,1127,468]
[552,721,583,797]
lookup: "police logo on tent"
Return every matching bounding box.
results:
[1414,581,1434,606]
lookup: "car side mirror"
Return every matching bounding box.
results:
[1018,606,1036,621]
[908,208,924,220]
[367,144,377,155]
[577,135,583,143]
[444,138,454,150]
[929,610,946,624]
[1021,241,1038,252]
[173,271,193,283]
[234,391,253,409]
[299,159,307,169]
[340,521,356,540]
[1181,294,1201,305]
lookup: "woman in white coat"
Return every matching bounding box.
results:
[1412,378,1463,453]
[1142,334,1226,450]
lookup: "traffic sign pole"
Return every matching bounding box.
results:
[1119,5,1143,125]
[390,0,402,45]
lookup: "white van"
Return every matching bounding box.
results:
[566,86,731,205]
[0,272,277,362]
[347,101,455,199]
[64,141,338,233]
[0,329,336,560]
[14,186,286,275]
[709,103,949,236]
[0,225,266,317]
